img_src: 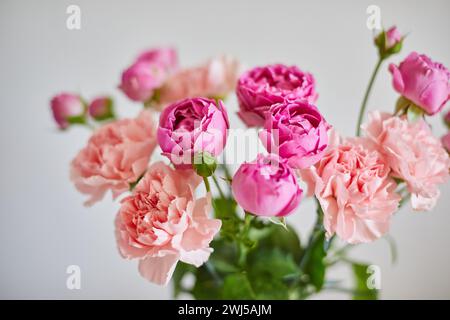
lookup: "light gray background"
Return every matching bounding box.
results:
[0,0,449,299]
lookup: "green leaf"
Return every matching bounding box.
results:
[303,231,326,290]
[212,197,240,241]
[191,265,222,300]
[352,263,379,300]
[245,247,300,299]
[395,96,411,115]
[222,273,255,300]
[254,223,302,262]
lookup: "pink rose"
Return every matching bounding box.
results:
[300,133,400,244]
[157,97,229,168]
[115,162,221,285]
[389,52,449,115]
[232,154,302,217]
[158,55,241,107]
[259,100,330,169]
[88,96,114,121]
[442,132,450,153]
[363,111,450,211]
[385,26,402,49]
[236,64,318,127]
[136,47,178,73]
[50,93,86,129]
[119,60,166,102]
[70,110,157,206]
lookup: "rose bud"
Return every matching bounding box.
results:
[374,26,403,58]
[119,60,166,102]
[389,52,449,115]
[136,47,178,74]
[259,100,330,169]
[231,154,303,217]
[236,64,317,127]
[157,55,241,108]
[444,110,450,129]
[50,93,86,129]
[157,97,229,168]
[88,96,115,121]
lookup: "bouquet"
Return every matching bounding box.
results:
[49,26,450,299]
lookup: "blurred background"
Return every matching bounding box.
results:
[0,0,449,299]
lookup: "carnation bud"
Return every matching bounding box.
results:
[193,152,217,177]
[374,26,403,59]
[50,93,86,129]
[88,96,115,121]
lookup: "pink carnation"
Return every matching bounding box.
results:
[363,111,450,211]
[115,162,221,285]
[300,133,400,244]
[158,55,240,108]
[70,110,157,206]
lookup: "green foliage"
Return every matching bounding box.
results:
[212,197,240,241]
[222,273,255,299]
[301,230,326,291]
[352,263,379,300]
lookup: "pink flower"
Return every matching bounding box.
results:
[442,132,450,153]
[157,97,229,168]
[50,93,85,129]
[385,26,402,49]
[119,60,166,102]
[70,110,157,206]
[363,111,450,211]
[158,55,241,107]
[300,133,400,244]
[232,154,302,217]
[389,52,449,115]
[136,47,178,73]
[115,162,221,285]
[236,64,317,127]
[88,96,114,121]
[259,100,330,169]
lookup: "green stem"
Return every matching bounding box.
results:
[211,174,226,199]
[203,176,211,193]
[299,197,325,271]
[356,57,384,136]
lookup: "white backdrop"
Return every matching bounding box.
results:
[0,0,449,299]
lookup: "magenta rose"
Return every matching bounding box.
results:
[236,64,317,127]
[88,96,114,121]
[389,52,449,115]
[136,47,178,73]
[50,93,86,129]
[157,97,229,168]
[259,100,330,169]
[385,26,402,49]
[231,154,302,217]
[119,48,178,103]
[119,60,166,102]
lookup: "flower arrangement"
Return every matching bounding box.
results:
[50,26,449,299]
